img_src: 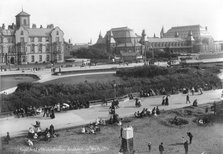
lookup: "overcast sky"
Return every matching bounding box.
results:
[0,0,223,44]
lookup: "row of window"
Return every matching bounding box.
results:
[21,30,59,35]
[1,37,60,43]
[30,37,49,42]
[30,54,62,62]
[30,44,50,52]
[150,41,187,48]
[31,55,50,62]
[0,37,15,43]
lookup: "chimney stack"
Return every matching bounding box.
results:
[2,24,5,29]
[32,24,36,28]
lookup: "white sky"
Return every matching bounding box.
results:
[0,0,223,44]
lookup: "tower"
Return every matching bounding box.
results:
[160,26,164,38]
[15,10,30,29]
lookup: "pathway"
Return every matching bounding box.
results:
[0,89,222,137]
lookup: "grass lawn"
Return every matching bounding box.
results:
[2,103,223,154]
[44,73,119,85]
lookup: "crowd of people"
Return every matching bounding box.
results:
[13,106,42,118]
[26,121,56,147]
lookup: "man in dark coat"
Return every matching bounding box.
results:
[159,142,164,154]
[187,132,193,144]
[184,140,189,154]
[165,95,169,106]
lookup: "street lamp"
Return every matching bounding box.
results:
[113,81,117,99]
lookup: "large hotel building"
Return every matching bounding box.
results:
[94,25,223,61]
[0,10,64,65]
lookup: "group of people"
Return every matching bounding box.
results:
[147,132,193,154]
[42,106,55,119]
[81,121,102,134]
[134,108,150,118]
[161,95,169,106]
[26,121,56,146]
[14,106,42,118]
[134,106,160,118]
[135,98,142,107]
[109,103,122,125]
[186,94,199,107]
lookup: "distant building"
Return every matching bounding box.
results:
[146,25,216,55]
[214,41,223,52]
[64,39,73,58]
[0,10,65,65]
[93,27,144,62]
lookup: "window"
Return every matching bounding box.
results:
[31,44,35,52]
[58,54,62,60]
[39,55,42,62]
[38,37,42,42]
[39,44,42,52]
[46,37,49,42]
[56,31,59,35]
[7,38,11,43]
[22,56,26,62]
[21,31,23,35]
[20,37,24,43]
[46,55,50,61]
[56,37,59,43]
[31,55,35,62]
[46,44,50,51]
[23,19,26,25]
[30,37,34,42]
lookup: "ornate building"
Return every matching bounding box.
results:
[146,25,215,54]
[93,27,144,62]
[0,10,64,65]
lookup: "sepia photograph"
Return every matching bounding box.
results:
[0,0,223,153]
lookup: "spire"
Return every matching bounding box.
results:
[140,29,146,45]
[160,26,164,38]
[153,33,156,38]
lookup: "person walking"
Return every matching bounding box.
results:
[148,142,151,153]
[191,87,195,95]
[161,96,166,105]
[43,106,47,117]
[186,94,191,104]
[184,140,189,154]
[165,95,169,106]
[159,142,164,154]
[187,132,193,144]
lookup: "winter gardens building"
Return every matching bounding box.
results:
[93,25,222,62]
[0,10,64,65]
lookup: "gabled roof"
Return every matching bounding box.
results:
[110,37,116,44]
[16,11,30,17]
[27,28,52,36]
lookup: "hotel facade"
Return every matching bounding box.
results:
[94,25,221,62]
[0,10,64,65]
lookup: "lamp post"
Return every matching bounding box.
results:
[113,83,117,99]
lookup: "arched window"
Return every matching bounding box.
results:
[56,31,59,35]
[21,31,24,35]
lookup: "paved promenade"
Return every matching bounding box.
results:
[0,89,222,137]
